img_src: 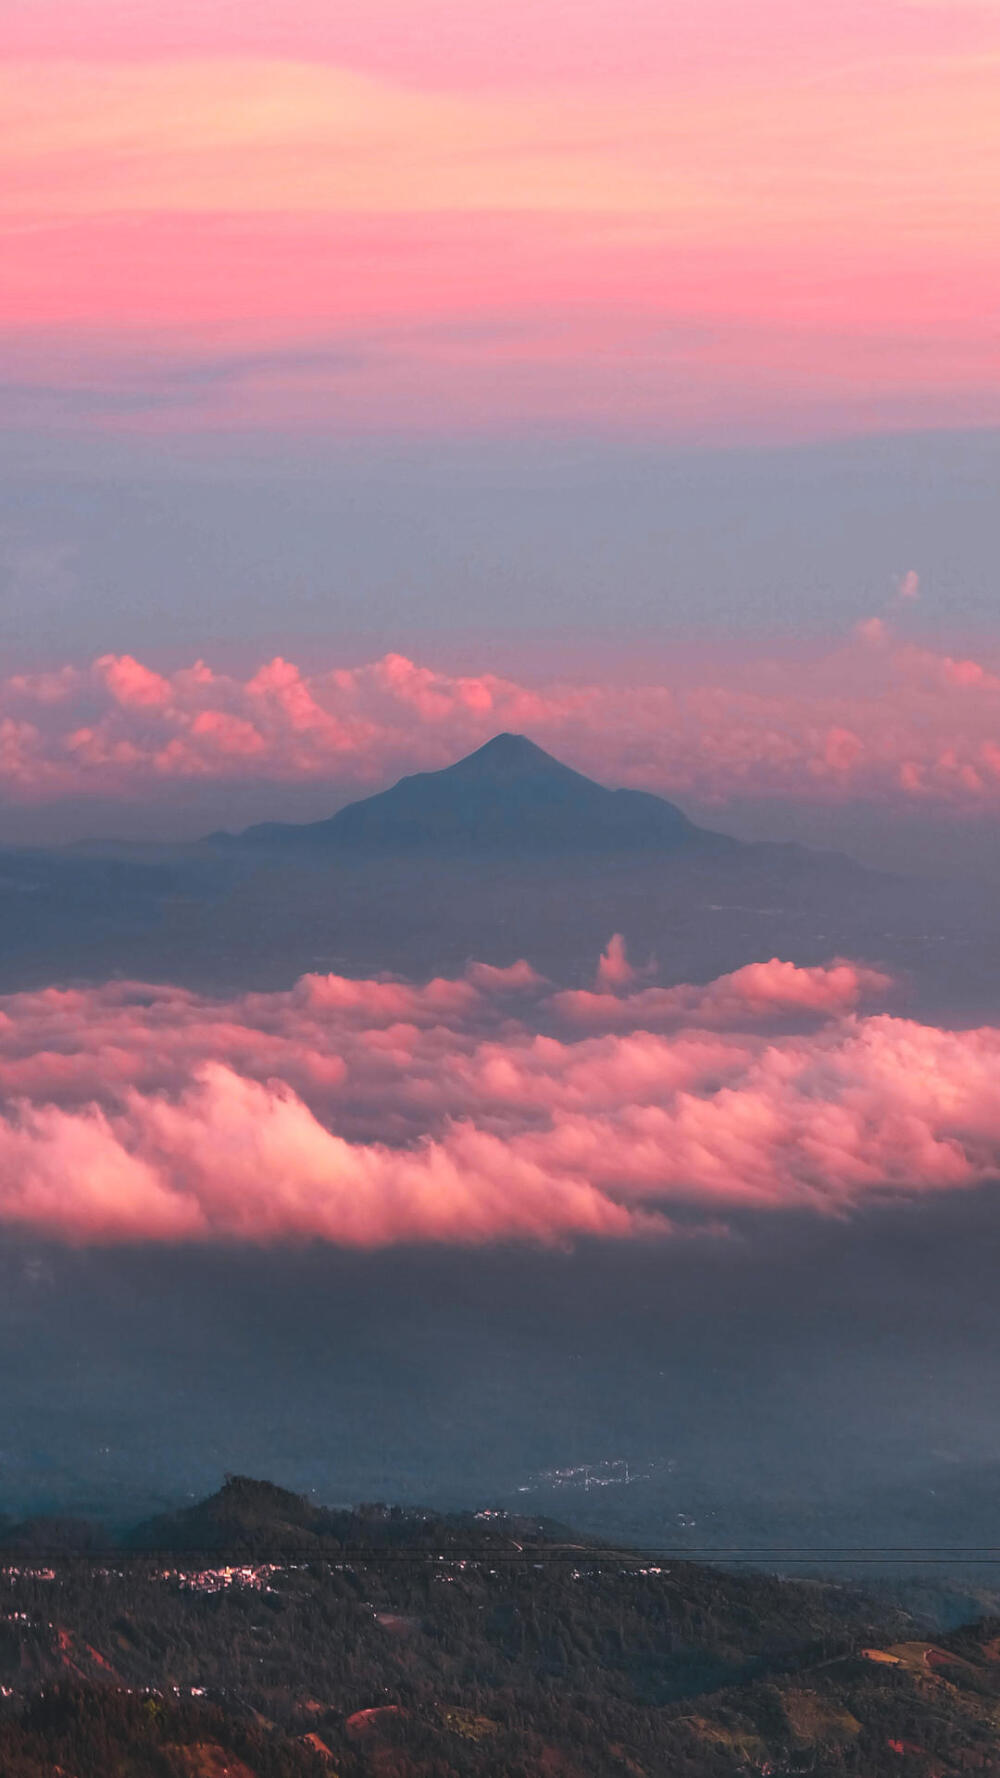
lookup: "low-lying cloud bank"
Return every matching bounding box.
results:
[1,946,998,1246]
[4,621,1000,817]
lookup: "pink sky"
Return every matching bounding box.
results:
[4,0,1000,438]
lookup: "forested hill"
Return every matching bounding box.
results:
[122,1473,575,1557]
[1,1477,1000,1776]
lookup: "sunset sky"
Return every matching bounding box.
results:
[2,0,999,844]
[6,0,1000,440]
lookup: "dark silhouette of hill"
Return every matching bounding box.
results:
[125,1473,570,1557]
[125,1474,341,1554]
[225,733,747,854]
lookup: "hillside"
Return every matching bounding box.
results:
[1,1478,1000,1775]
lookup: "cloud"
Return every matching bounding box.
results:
[4,631,1000,816]
[595,934,637,992]
[0,949,994,1247]
[551,956,892,1031]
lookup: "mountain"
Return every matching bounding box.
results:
[223,732,742,855]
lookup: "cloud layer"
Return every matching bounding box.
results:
[0,946,998,1247]
[4,624,1000,816]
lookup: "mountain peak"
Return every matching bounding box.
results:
[445,733,574,781]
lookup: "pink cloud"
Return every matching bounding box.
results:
[595,934,637,992]
[552,957,892,1032]
[95,654,173,711]
[0,947,994,1247]
[3,630,1000,817]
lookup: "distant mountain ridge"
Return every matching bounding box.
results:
[122,1473,570,1556]
[219,732,743,855]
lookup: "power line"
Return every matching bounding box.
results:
[5,1544,1000,1564]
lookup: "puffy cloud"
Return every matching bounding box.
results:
[551,956,892,1031]
[0,948,994,1247]
[95,653,173,711]
[594,933,637,992]
[464,959,547,994]
[3,629,1000,818]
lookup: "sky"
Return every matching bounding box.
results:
[5,0,1000,1527]
[5,0,1000,441]
[7,0,1000,431]
[2,0,1000,854]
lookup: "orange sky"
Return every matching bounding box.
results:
[4,0,1000,437]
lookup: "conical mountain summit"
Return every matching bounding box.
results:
[231,733,736,854]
